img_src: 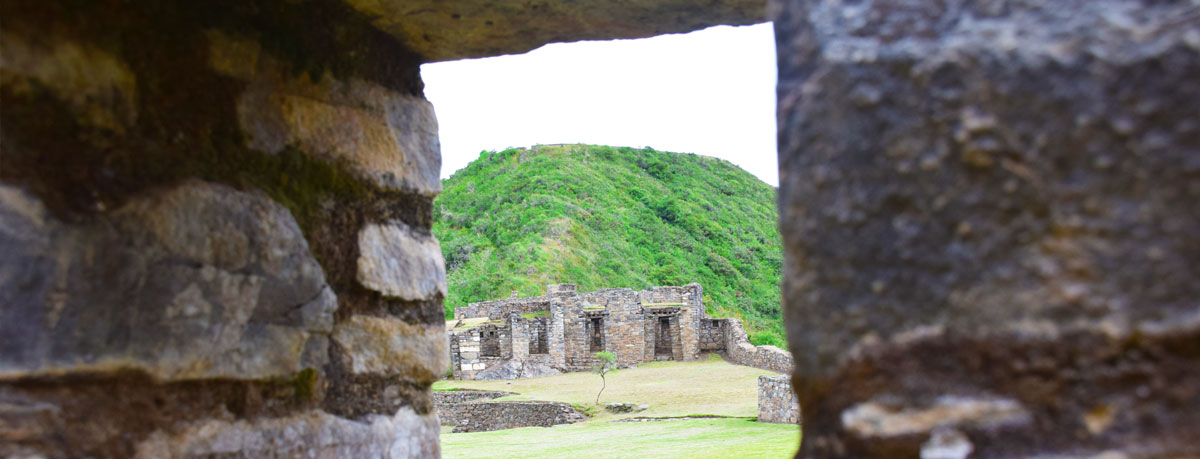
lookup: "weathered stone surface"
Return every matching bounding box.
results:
[132,407,439,458]
[0,180,335,381]
[774,0,1200,456]
[357,221,448,300]
[209,33,442,196]
[331,315,448,383]
[342,0,766,62]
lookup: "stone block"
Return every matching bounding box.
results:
[356,221,447,301]
[331,315,447,383]
[0,181,335,381]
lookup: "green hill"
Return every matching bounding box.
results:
[432,144,784,346]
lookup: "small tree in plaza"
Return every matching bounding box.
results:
[593,351,617,405]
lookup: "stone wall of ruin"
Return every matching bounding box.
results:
[700,318,727,351]
[436,400,587,433]
[448,283,720,378]
[454,295,552,320]
[714,318,794,375]
[758,375,801,425]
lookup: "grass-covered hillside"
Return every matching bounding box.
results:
[433,144,783,346]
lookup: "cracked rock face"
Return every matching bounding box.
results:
[774,0,1200,456]
[0,180,336,381]
[343,0,766,62]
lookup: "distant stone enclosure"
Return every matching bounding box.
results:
[448,283,793,380]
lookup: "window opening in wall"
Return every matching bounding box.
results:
[655,317,673,359]
[590,317,604,351]
[481,329,499,357]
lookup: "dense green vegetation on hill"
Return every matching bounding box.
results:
[433,144,784,346]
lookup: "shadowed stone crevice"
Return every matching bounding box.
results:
[321,340,435,419]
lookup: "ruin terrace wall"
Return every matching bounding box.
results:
[717,318,794,375]
[436,400,587,433]
[758,375,801,425]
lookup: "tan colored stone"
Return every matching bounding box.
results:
[331,315,448,383]
[342,0,765,62]
[357,221,447,300]
[209,31,441,195]
[841,396,1030,438]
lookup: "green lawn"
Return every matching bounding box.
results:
[440,418,800,459]
[437,357,801,458]
[434,356,775,421]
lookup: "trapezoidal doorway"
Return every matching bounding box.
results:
[655,316,674,360]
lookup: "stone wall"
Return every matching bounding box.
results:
[720,318,794,375]
[436,400,587,433]
[454,295,551,320]
[700,318,727,351]
[448,283,725,378]
[1,1,448,455]
[758,375,801,424]
[773,0,1200,456]
[432,390,509,405]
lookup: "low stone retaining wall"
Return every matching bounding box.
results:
[720,318,794,374]
[437,400,587,433]
[758,375,801,424]
[432,390,510,405]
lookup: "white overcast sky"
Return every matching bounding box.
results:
[421,22,779,186]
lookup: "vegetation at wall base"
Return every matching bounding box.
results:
[434,144,784,346]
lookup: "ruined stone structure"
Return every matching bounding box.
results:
[432,390,586,433]
[775,0,1200,456]
[449,283,793,380]
[758,375,801,425]
[0,1,763,457]
[7,0,1198,456]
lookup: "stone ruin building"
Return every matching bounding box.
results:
[449,283,793,380]
[4,0,1197,456]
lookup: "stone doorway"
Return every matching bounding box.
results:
[589,317,604,351]
[655,317,674,360]
[481,329,500,357]
[530,317,549,355]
